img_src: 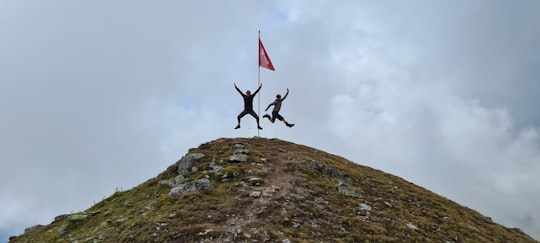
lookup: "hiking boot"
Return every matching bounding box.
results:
[287,123,295,128]
[235,125,240,129]
[258,126,263,130]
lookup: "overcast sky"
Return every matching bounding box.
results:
[1,0,540,241]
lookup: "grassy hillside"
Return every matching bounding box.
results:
[10,137,537,242]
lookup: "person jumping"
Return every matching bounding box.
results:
[234,83,263,130]
[263,88,294,127]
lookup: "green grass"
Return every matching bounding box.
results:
[10,137,538,243]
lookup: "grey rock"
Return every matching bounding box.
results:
[248,177,263,186]
[231,142,248,150]
[169,175,188,187]
[338,182,364,199]
[229,153,248,163]
[166,163,177,175]
[406,223,419,230]
[249,191,262,198]
[359,203,372,211]
[229,142,250,163]
[177,153,204,175]
[169,178,213,197]
[158,180,171,186]
[115,217,129,224]
[308,162,343,178]
[24,224,44,233]
[209,163,223,173]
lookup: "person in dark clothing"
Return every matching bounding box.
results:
[234,83,263,130]
[263,88,294,127]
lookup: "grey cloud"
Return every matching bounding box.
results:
[1,0,540,241]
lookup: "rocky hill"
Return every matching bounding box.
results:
[9,137,538,242]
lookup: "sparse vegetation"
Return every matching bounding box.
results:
[10,137,538,242]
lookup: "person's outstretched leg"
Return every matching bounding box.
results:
[257,117,263,130]
[282,118,294,127]
[235,117,241,129]
[236,111,248,129]
[249,110,263,130]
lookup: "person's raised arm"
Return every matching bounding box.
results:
[234,83,243,95]
[282,88,289,100]
[252,83,262,96]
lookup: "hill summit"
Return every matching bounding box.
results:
[10,137,538,242]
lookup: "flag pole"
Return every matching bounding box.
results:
[257,30,261,137]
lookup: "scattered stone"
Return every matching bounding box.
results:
[231,142,248,150]
[262,190,275,198]
[308,162,343,178]
[406,223,419,230]
[248,177,263,186]
[115,217,129,224]
[198,229,213,235]
[169,178,213,197]
[229,153,248,163]
[384,201,393,207]
[359,203,372,211]
[338,182,364,199]
[230,142,250,162]
[209,163,223,173]
[282,239,291,243]
[250,191,262,198]
[467,226,478,231]
[177,153,204,175]
[167,175,188,188]
[221,172,233,182]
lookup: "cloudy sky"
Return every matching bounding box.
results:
[1,0,540,241]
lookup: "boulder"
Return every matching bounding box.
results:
[169,178,213,197]
[177,153,204,175]
[229,153,248,163]
[229,142,250,163]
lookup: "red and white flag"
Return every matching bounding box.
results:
[258,38,275,71]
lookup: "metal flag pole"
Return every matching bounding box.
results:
[257,30,261,137]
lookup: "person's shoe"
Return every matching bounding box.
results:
[258,126,263,130]
[235,125,240,129]
[287,123,295,128]
[263,114,271,119]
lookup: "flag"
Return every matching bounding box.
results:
[259,38,275,71]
